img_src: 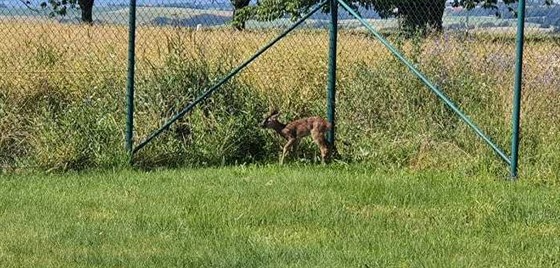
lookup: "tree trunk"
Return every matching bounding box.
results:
[427,0,446,31]
[78,0,95,24]
[232,8,246,30]
[399,0,446,35]
[231,0,251,30]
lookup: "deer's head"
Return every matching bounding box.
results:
[261,109,280,129]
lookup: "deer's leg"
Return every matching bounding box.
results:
[281,138,297,165]
[291,139,300,157]
[311,130,329,163]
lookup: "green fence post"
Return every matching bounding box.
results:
[327,0,338,145]
[511,0,526,179]
[126,0,137,163]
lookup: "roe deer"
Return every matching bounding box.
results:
[261,109,332,164]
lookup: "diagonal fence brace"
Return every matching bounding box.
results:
[133,0,329,154]
[337,0,511,166]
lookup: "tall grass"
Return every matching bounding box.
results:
[0,22,558,180]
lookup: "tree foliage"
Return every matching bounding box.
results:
[38,0,95,23]
[231,0,554,32]
[231,0,252,30]
[231,0,447,32]
[452,0,554,17]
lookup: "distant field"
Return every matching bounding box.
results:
[1,165,559,267]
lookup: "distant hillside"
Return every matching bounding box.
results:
[151,14,230,27]
[448,3,560,29]
[149,2,232,10]
[99,6,232,26]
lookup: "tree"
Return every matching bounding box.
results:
[231,0,252,30]
[385,0,447,33]
[231,0,554,33]
[231,0,448,33]
[38,0,95,24]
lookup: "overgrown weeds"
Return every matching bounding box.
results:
[0,23,558,180]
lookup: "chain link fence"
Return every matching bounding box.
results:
[1,1,559,176]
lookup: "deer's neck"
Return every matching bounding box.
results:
[270,121,289,139]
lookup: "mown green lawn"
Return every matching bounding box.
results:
[1,165,559,267]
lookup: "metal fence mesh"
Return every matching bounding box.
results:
[1,0,559,174]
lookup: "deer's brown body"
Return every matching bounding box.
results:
[261,110,332,164]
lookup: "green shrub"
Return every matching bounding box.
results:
[132,32,275,168]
